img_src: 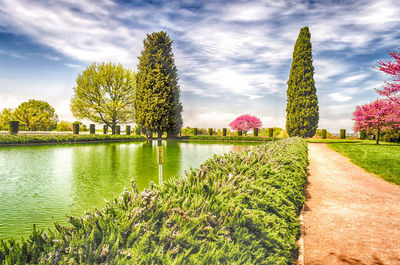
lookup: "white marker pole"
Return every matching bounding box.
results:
[157,145,163,184]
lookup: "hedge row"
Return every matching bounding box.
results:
[188,135,281,142]
[0,134,146,145]
[0,137,308,264]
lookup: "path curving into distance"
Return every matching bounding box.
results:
[304,143,400,265]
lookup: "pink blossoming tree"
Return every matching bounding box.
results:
[353,99,400,144]
[229,114,262,135]
[353,49,400,144]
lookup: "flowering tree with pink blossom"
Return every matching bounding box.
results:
[353,49,400,144]
[377,50,400,104]
[353,99,400,144]
[229,114,262,135]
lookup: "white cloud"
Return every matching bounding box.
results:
[329,92,352,102]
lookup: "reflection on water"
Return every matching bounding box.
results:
[0,140,257,240]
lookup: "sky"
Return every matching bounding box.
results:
[0,0,399,133]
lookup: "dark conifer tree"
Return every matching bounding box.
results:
[286,26,319,138]
[135,31,183,138]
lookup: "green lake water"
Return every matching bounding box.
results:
[0,140,257,240]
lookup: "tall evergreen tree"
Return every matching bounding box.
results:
[135,31,183,138]
[286,26,319,138]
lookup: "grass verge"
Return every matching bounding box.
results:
[328,141,400,185]
[0,137,307,264]
[0,134,146,146]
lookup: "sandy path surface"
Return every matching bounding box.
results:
[304,143,400,265]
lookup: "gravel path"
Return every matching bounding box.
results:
[304,143,400,265]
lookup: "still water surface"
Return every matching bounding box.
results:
[0,140,256,240]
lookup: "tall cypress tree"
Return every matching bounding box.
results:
[286,26,319,138]
[135,31,183,138]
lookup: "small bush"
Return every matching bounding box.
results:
[238,130,242,136]
[321,129,327,139]
[72,123,79,135]
[135,127,140,136]
[340,129,346,139]
[254,128,259,136]
[268,128,274,138]
[194,128,198,136]
[222,128,227,136]
[208,128,213,135]
[116,125,121,135]
[89,124,95,134]
[103,125,108,134]
[360,130,367,140]
[8,121,19,135]
[126,125,131,135]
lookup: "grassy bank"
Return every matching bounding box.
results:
[0,137,307,264]
[0,134,146,146]
[187,135,280,142]
[328,142,400,185]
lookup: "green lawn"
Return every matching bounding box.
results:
[328,141,400,185]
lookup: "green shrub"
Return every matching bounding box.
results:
[238,130,242,136]
[360,130,367,140]
[116,125,121,135]
[8,121,19,135]
[126,126,131,135]
[340,129,346,139]
[208,128,213,135]
[90,124,95,134]
[103,125,108,134]
[187,135,279,142]
[194,128,198,136]
[135,127,140,136]
[268,128,274,137]
[254,128,258,136]
[222,128,227,136]
[321,129,327,139]
[0,137,307,264]
[72,123,79,135]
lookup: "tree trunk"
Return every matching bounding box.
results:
[376,128,380,145]
[111,121,116,135]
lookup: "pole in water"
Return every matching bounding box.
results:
[157,144,163,184]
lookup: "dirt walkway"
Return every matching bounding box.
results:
[304,143,400,265]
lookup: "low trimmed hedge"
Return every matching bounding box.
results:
[188,135,280,142]
[0,134,146,145]
[0,137,307,264]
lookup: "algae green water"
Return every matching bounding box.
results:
[0,140,256,240]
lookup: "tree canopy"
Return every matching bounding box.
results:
[9,99,58,131]
[71,62,136,134]
[286,26,319,138]
[135,31,183,138]
[229,114,262,134]
[0,108,13,130]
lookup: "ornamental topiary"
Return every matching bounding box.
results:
[9,121,19,135]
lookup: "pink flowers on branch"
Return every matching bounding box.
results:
[353,49,400,144]
[229,114,262,135]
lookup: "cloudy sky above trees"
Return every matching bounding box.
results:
[0,0,399,132]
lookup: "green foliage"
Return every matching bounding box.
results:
[55,121,73,131]
[314,129,333,139]
[103,125,108,135]
[0,108,13,130]
[286,26,319,138]
[328,142,400,185]
[126,126,131,135]
[381,129,400,142]
[268,128,274,138]
[222,128,227,136]
[254,128,258,137]
[116,125,121,135]
[188,135,279,142]
[135,31,183,138]
[208,128,213,135]
[0,134,146,145]
[360,130,367,140]
[8,121,19,135]
[194,128,198,136]
[12,99,58,131]
[90,124,95,134]
[135,127,140,136]
[321,129,327,139]
[72,123,79,135]
[238,130,242,136]
[71,62,135,134]
[340,129,346,139]
[0,138,307,264]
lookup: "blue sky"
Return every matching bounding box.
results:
[0,0,399,133]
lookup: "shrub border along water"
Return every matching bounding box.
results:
[0,134,146,146]
[0,137,308,264]
[187,135,280,142]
